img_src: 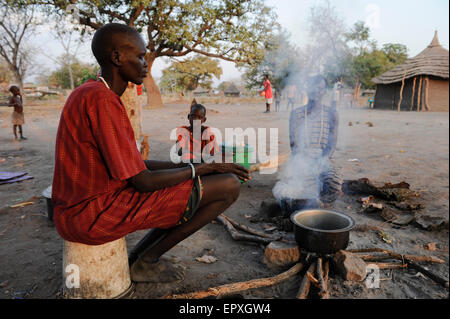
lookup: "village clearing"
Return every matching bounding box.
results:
[0,99,448,299]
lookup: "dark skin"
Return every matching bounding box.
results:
[8,86,26,140]
[97,29,250,266]
[261,75,271,112]
[177,106,211,157]
[290,78,339,158]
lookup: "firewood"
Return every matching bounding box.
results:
[366,262,407,270]
[319,260,330,299]
[221,214,278,239]
[216,215,274,245]
[297,260,316,299]
[348,248,444,264]
[249,153,290,173]
[406,260,449,289]
[316,258,327,296]
[163,262,305,299]
[353,224,383,232]
[263,241,301,268]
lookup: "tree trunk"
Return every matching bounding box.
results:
[143,56,163,109]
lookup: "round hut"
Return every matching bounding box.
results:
[372,31,449,112]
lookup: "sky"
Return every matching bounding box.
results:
[28,0,449,85]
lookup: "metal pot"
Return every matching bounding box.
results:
[290,209,355,255]
[279,198,319,218]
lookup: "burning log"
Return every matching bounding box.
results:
[318,260,330,299]
[316,258,327,297]
[163,262,305,299]
[297,260,316,299]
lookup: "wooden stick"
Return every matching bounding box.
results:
[397,72,406,112]
[348,248,444,264]
[367,262,407,270]
[249,153,290,173]
[221,214,277,239]
[316,258,327,297]
[417,76,423,112]
[424,77,430,111]
[306,271,320,288]
[410,77,416,111]
[353,224,383,232]
[320,260,330,299]
[216,215,274,245]
[406,260,449,289]
[297,260,316,299]
[164,262,305,299]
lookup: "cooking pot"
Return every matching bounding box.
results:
[290,209,355,255]
[279,198,319,218]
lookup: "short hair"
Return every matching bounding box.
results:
[9,85,19,93]
[190,103,206,116]
[91,23,142,67]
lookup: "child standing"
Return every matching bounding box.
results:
[8,86,27,141]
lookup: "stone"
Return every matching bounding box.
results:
[333,250,367,282]
[415,215,449,231]
[263,241,301,269]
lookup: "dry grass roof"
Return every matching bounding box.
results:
[373,31,449,85]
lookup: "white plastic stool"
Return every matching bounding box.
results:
[63,237,133,299]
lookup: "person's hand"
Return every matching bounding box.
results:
[199,163,250,182]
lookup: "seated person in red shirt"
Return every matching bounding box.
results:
[52,23,250,283]
[176,103,218,163]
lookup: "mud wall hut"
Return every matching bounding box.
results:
[372,32,449,112]
[224,83,240,97]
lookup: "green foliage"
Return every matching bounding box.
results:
[29,0,278,65]
[382,43,408,65]
[159,55,222,92]
[0,61,13,83]
[243,32,302,91]
[48,60,99,89]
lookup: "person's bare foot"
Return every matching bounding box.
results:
[130,256,186,283]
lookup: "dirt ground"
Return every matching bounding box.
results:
[0,98,448,299]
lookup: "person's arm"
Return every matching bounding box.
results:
[289,109,299,152]
[324,108,339,158]
[128,162,250,193]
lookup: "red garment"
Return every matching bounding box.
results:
[136,84,143,96]
[264,79,273,99]
[176,125,217,162]
[52,80,194,245]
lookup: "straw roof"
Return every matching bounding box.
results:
[373,31,449,85]
[224,83,240,94]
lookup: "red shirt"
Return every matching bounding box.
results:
[264,79,273,99]
[176,125,217,162]
[52,80,193,245]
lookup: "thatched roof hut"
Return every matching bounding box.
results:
[224,83,240,97]
[372,31,449,111]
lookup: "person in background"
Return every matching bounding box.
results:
[289,75,342,205]
[286,84,297,111]
[332,77,343,108]
[261,74,273,113]
[8,86,27,141]
[274,87,281,112]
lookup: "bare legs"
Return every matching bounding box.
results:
[130,173,241,282]
[13,125,26,140]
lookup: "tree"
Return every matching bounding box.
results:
[382,43,408,65]
[0,1,39,91]
[48,58,98,89]
[243,31,302,91]
[0,60,14,83]
[305,0,350,79]
[32,0,278,108]
[159,55,222,93]
[345,21,375,56]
